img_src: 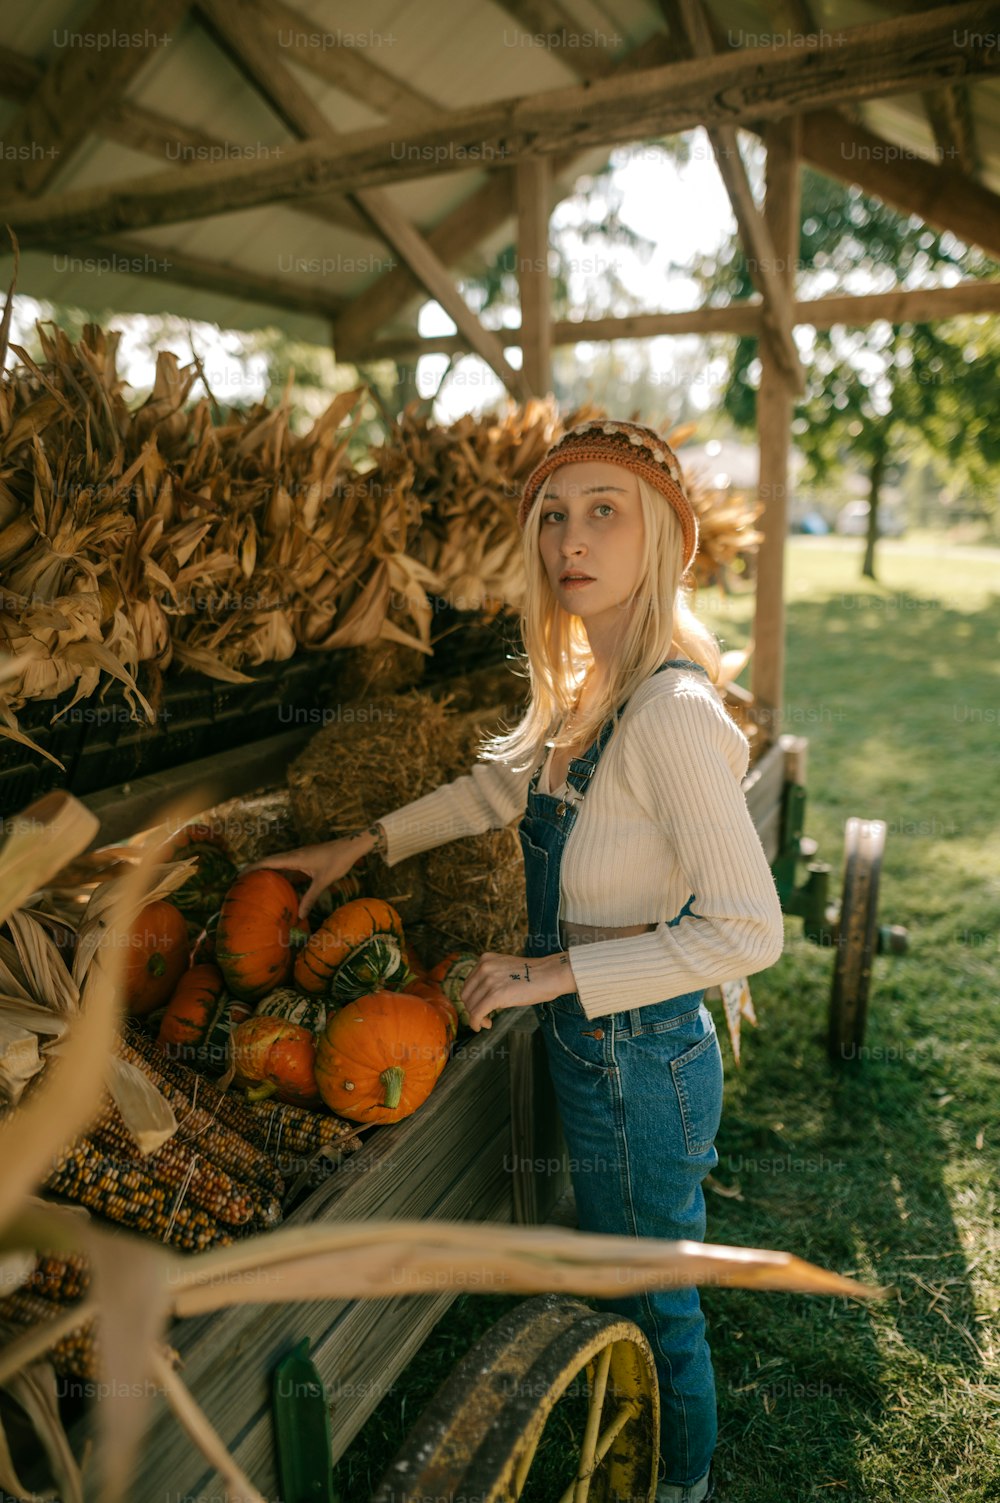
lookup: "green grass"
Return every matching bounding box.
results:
[332,540,1000,1503]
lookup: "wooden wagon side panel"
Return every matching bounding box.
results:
[98,1005,561,1501]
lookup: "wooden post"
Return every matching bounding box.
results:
[751,115,801,745]
[516,158,552,398]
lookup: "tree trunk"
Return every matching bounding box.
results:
[862,439,887,580]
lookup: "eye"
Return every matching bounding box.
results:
[541,503,615,522]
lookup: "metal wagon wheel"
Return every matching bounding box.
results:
[372,1292,660,1503]
[827,816,886,1063]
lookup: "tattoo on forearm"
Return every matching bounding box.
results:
[344,822,387,857]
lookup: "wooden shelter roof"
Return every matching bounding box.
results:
[0,0,997,362]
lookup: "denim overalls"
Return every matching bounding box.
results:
[518,659,724,1497]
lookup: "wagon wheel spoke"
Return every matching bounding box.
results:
[374,1293,659,1503]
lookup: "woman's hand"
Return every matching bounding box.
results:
[240,838,364,921]
[461,950,575,1031]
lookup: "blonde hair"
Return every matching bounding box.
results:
[478,473,721,770]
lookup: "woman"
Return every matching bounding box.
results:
[251,419,785,1502]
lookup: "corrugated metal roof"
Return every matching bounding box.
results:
[0,0,995,348]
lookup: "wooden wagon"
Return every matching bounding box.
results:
[54,679,893,1501]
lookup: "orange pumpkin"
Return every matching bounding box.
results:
[123,901,190,1015]
[315,990,448,1123]
[288,867,364,924]
[427,951,479,1028]
[232,1016,320,1106]
[156,964,252,1069]
[293,898,411,1001]
[216,869,308,1001]
[405,979,459,1044]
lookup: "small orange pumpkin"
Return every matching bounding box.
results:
[123,900,190,1016]
[216,869,309,1001]
[427,951,479,1028]
[232,1016,320,1106]
[293,898,411,1000]
[405,979,459,1044]
[315,990,448,1123]
[156,963,252,1069]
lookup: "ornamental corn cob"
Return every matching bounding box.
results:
[23,1251,91,1302]
[90,1101,261,1227]
[44,1138,235,1251]
[116,1038,284,1198]
[123,1027,362,1172]
[0,1287,98,1379]
[124,1025,266,1140]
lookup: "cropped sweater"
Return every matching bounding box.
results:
[376,668,785,1019]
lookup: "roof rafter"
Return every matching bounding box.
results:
[0,39,369,235]
[332,31,679,359]
[671,0,805,391]
[1,4,990,248]
[193,0,530,399]
[0,0,193,197]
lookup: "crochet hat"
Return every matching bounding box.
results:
[518,419,698,575]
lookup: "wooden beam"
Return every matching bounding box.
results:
[922,84,979,177]
[332,32,678,360]
[195,0,530,399]
[27,231,347,320]
[674,0,805,392]
[348,278,1000,360]
[516,159,552,395]
[253,0,439,125]
[0,0,192,197]
[0,39,370,238]
[496,0,628,82]
[799,107,1000,263]
[1,3,992,245]
[752,116,801,743]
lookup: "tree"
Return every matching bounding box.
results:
[685,158,1000,576]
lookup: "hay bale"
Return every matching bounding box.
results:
[285,684,531,962]
[334,639,427,702]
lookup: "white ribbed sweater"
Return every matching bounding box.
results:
[377,668,785,1019]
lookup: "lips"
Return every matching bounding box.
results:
[560,573,594,583]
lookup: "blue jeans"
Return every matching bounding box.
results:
[532,987,724,1489]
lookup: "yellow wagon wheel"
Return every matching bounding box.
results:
[372,1292,660,1503]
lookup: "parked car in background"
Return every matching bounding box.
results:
[835,500,906,537]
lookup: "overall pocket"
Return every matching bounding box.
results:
[670,1021,724,1155]
[545,1006,618,1075]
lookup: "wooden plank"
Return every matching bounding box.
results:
[3,4,992,245]
[76,727,312,848]
[751,116,800,742]
[743,737,787,831]
[508,1011,571,1224]
[30,230,348,321]
[118,1010,527,1500]
[347,275,1000,360]
[516,157,553,397]
[0,0,193,196]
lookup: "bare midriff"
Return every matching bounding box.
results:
[560,919,658,944]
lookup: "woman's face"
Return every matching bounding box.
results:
[536,459,645,621]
